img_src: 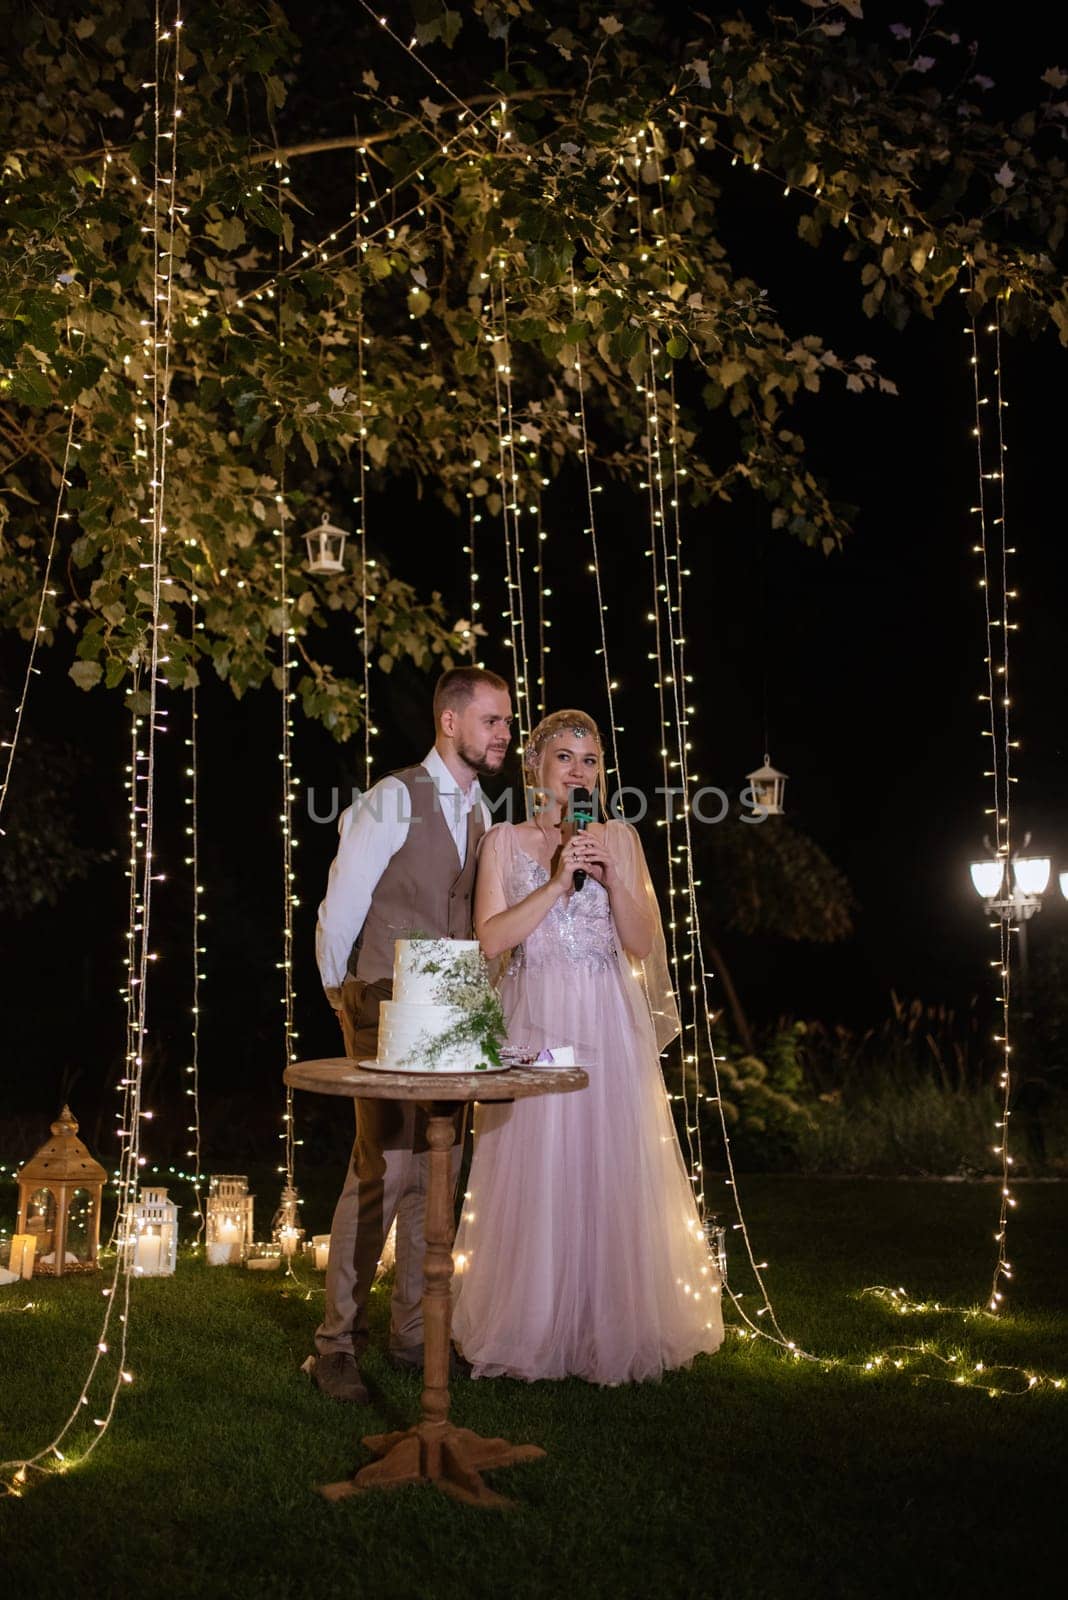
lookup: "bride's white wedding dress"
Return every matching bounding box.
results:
[451,821,724,1384]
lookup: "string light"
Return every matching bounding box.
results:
[353,142,374,789]
[183,597,204,1245]
[630,146,790,1346]
[274,246,304,1270]
[966,288,1017,1313]
[532,498,548,717]
[234,22,501,314]
[0,410,76,835]
[464,469,483,667]
[1,2,184,1491]
[567,264,622,786]
[488,279,532,744]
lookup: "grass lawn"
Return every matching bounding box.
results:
[1,1176,1065,1600]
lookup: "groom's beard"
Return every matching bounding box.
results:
[457,737,509,778]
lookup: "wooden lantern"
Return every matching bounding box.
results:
[123,1185,179,1277]
[16,1106,106,1276]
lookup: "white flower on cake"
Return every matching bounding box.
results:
[375,938,507,1073]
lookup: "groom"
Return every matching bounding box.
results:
[309,665,513,1401]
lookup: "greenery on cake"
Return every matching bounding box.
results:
[403,942,506,1072]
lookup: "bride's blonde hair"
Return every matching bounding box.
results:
[523,709,607,815]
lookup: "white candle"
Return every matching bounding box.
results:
[9,1235,36,1279]
[313,1234,330,1271]
[206,1215,243,1266]
[134,1233,162,1276]
[205,1241,235,1265]
[278,1227,300,1258]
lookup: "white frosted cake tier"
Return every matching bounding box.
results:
[392,939,480,1006]
[377,1000,485,1072]
[373,939,494,1072]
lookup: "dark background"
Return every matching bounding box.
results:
[2,2,1065,1166]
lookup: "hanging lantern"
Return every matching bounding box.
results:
[205,1175,254,1266]
[304,513,347,574]
[270,1183,304,1258]
[745,754,787,816]
[15,1106,106,1277]
[122,1186,179,1277]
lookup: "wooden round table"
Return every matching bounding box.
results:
[284,1056,589,1508]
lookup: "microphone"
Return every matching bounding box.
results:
[568,786,595,890]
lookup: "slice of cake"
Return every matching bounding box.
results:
[375,938,507,1073]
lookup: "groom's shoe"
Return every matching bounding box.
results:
[304,1351,369,1404]
[387,1344,471,1379]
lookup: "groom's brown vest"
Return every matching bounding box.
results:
[347,764,485,987]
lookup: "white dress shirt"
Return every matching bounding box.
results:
[315,746,490,999]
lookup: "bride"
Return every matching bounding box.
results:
[451,709,723,1384]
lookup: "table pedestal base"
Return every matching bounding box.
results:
[319,1421,546,1509]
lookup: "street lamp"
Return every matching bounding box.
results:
[969,860,1006,901]
[969,835,1051,985]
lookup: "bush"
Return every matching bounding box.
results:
[668,997,1068,1176]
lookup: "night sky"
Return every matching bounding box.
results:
[1,3,1065,1162]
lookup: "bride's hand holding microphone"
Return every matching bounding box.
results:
[550,833,594,897]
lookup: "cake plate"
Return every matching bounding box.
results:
[358,1058,513,1074]
[284,1055,588,1508]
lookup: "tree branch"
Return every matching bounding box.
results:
[0,408,64,479]
[249,87,565,165]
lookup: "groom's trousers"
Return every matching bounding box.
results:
[314,975,463,1359]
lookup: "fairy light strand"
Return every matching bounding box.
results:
[465,480,481,665]
[499,290,535,743]
[646,159,708,1209]
[276,437,300,1202]
[2,3,184,1491]
[639,340,699,1191]
[990,306,1016,1316]
[0,410,77,834]
[567,264,622,787]
[533,497,548,717]
[966,289,1017,1313]
[183,597,204,1242]
[635,145,788,1341]
[355,210,373,789]
[488,282,532,742]
[493,277,534,742]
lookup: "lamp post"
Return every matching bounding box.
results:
[969,835,1051,989]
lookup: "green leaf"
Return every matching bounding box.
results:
[69,661,103,691]
[206,216,247,251]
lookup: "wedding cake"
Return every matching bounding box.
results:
[373,938,505,1073]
